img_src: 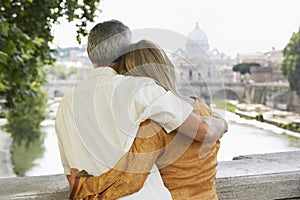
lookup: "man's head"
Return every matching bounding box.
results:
[87,20,132,68]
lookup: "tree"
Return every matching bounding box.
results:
[232,62,261,74]
[44,64,79,80]
[0,0,101,143]
[281,28,300,96]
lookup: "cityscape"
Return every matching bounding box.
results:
[45,23,300,118]
[1,0,300,198]
[2,21,300,199]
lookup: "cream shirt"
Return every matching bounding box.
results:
[55,67,193,199]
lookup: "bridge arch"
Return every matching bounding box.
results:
[54,90,65,97]
[212,89,240,101]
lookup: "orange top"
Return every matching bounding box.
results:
[70,98,220,200]
[158,98,220,199]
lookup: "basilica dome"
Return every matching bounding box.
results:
[185,22,209,53]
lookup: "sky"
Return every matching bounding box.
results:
[52,0,300,57]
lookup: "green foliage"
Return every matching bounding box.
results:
[0,0,101,143]
[276,122,300,133]
[232,62,261,74]
[281,28,300,96]
[211,99,236,113]
[255,113,264,122]
[44,64,79,80]
[68,66,79,77]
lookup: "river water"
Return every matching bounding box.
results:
[25,110,300,176]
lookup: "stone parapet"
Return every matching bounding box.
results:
[0,151,299,200]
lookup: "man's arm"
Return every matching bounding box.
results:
[125,78,227,142]
[136,87,227,142]
[69,120,166,199]
[178,96,228,142]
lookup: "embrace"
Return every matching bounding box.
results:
[55,19,228,200]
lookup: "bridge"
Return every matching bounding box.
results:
[177,81,246,102]
[42,80,299,112]
[43,80,247,100]
[177,80,298,106]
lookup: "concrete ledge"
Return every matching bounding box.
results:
[0,151,300,200]
[217,171,300,199]
[0,174,69,200]
[216,151,300,199]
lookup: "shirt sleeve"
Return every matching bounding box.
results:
[55,123,70,174]
[132,82,193,133]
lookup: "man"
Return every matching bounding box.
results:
[55,19,227,199]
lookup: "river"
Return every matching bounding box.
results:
[25,110,300,176]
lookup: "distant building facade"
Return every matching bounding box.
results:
[170,22,234,90]
[236,47,287,83]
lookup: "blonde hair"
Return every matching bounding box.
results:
[120,40,178,95]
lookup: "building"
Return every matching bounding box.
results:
[238,48,287,83]
[170,22,234,90]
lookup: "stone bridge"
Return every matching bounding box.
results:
[43,80,300,112]
[43,80,247,101]
[177,81,300,112]
[177,81,246,102]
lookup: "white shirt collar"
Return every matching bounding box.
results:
[88,67,118,78]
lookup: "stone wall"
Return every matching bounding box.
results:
[245,84,300,113]
[0,151,299,200]
[250,66,287,83]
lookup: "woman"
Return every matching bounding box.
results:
[69,40,222,200]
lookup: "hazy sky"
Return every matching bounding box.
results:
[52,0,300,57]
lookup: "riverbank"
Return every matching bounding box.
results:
[0,119,16,178]
[234,103,300,138]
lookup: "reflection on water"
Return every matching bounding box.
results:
[218,110,300,161]
[24,111,300,176]
[11,136,45,176]
[25,126,63,176]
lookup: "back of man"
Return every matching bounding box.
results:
[56,66,184,199]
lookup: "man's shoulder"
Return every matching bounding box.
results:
[56,89,74,109]
[114,75,156,88]
[115,74,155,83]
[61,89,74,100]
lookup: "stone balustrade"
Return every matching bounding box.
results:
[0,151,299,200]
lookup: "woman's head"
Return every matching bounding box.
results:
[120,40,178,95]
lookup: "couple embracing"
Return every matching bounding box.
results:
[55,19,228,200]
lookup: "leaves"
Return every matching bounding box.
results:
[0,0,101,143]
[281,28,300,96]
[0,51,8,64]
[232,62,261,74]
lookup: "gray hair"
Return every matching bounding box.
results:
[87,20,132,67]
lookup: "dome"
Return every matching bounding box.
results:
[186,22,209,53]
